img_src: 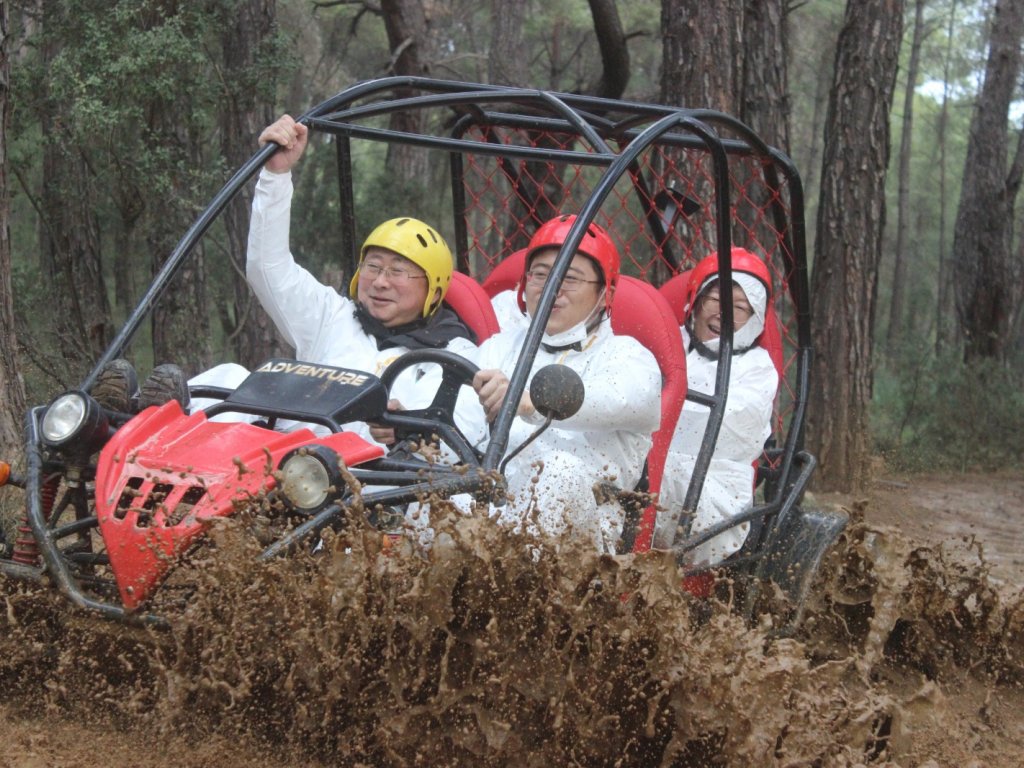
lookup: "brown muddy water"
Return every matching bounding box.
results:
[1,481,1022,767]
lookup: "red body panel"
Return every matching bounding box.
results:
[94,403,384,610]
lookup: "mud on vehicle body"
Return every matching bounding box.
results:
[0,78,845,629]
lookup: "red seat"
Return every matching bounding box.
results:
[482,250,687,553]
[659,269,784,379]
[445,271,500,343]
[480,248,528,298]
[611,276,687,552]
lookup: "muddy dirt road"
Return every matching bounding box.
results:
[845,471,1024,589]
[2,471,1022,767]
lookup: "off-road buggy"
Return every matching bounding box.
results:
[0,78,846,629]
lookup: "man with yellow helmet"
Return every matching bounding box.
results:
[188,115,483,449]
[351,217,453,322]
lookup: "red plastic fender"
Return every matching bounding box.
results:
[94,403,383,610]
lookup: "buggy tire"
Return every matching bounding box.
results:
[754,505,849,634]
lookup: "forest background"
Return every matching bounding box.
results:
[0,0,1021,495]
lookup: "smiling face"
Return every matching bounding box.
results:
[523,248,604,336]
[355,247,433,327]
[692,282,755,342]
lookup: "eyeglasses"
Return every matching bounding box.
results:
[525,268,601,292]
[358,262,427,285]
[700,294,754,319]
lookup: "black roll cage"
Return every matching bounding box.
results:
[12,77,816,623]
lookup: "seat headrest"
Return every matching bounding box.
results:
[481,249,528,298]
[444,272,500,342]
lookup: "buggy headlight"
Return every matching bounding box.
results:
[278,445,345,513]
[41,391,109,452]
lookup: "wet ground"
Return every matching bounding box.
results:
[1,472,1022,767]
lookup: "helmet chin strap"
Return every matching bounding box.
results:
[583,288,608,334]
[686,324,760,361]
[426,286,443,316]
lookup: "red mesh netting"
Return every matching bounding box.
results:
[454,122,801,443]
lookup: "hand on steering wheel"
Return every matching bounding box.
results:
[376,349,483,464]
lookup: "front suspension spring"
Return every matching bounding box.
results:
[11,476,58,566]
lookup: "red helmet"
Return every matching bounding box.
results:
[682,247,772,322]
[516,214,620,313]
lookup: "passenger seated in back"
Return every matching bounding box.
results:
[469,215,662,554]
[654,250,778,565]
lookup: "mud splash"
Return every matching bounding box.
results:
[1,499,1022,767]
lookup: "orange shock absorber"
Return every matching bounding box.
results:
[12,476,57,566]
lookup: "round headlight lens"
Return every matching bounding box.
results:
[280,452,332,510]
[42,393,89,444]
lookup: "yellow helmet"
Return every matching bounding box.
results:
[349,217,454,317]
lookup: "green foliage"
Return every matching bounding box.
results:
[872,347,1024,472]
[288,133,351,279]
[876,85,973,345]
[915,0,992,91]
[8,0,296,384]
[307,0,664,96]
[10,255,76,401]
[288,132,454,282]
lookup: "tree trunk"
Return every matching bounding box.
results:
[380,0,435,181]
[951,0,1024,362]
[488,0,527,86]
[887,0,926,351]
[660,0,790,256]
[31,1,113,384]
[799,45,833,250]
[40,131,111,380]
[741,0,790,152]
[1006,121,1024,335]
[37,0,110,382]
[148,105,210,375]
[736,0,791,250]
[660,0,744,111]
[807,0,904,494]
[587,0,631,98]
[934,0,958,354]
[219,0,282,370]
[0,0,26,460]
[485,0,629,263]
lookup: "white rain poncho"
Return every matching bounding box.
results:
[468,316,661,554]
[490,289,529,331]
[655,272,778,565]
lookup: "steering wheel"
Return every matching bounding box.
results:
[377,348,482,463]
